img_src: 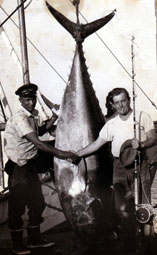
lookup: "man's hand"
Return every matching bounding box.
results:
[45,113,58,130]
[53,104,60,111]
[66,152,81,165]
[131,138,140,150]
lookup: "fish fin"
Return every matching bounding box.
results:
[46,2,116,42]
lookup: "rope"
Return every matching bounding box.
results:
[0,0,27,27]
[95,34,157,109]
[1,3,157,108]
[24,0,33,10]
[0,6,67,85]
[39,178,57,192]
[0,80,12,116]
[68,0,157,110]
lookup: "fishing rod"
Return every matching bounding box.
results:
[131,36,139,210]
[131,36,149,215]
[131,37,157,231]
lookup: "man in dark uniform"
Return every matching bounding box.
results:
[4,83,79,255]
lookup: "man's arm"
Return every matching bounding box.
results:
[142,129,156,148]
[38,112,58,136]
[77,136,107,157]
[132,129,156,149]
[25,131,79,162]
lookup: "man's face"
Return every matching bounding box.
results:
[19,96,37,113]
[112,92,131,116]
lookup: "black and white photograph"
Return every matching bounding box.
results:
[0,0,157,254]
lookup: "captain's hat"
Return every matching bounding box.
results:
[15,83,38,98]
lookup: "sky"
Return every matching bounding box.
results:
[0,0,157,120]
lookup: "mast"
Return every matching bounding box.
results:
[155,0,157,64]
[17,1,48,118]
[17,0,30,84]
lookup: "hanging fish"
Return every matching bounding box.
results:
[46,1,116,241]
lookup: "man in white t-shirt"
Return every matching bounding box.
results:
[77,87,156,240]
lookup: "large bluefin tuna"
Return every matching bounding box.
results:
[46,1,116,241]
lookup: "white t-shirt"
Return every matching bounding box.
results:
[99,111,154,157]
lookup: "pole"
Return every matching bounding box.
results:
[155,0,157,65]
[17,0,30,84]
[131,36,139,210]
[17,0,48,118]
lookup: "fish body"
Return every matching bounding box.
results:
[46,2,115,240]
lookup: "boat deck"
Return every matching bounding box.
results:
[0,171,156,255]
[0,220,139,255]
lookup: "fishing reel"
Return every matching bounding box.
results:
[136,205,157,237]
[136,204,155,224]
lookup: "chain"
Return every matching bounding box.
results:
[44,202,63,212]
[0,184,63,212]
[39,178,63,212]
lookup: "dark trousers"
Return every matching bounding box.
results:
[113,157,151,235]
[8,159,45,230]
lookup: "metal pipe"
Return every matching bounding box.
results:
[17,0,30,84]
[17,1,48,119]
[155,0,157,65]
